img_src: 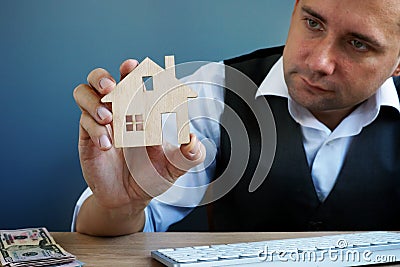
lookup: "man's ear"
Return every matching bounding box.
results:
[393,64,400,77]
[293,0,300,14]
[391,56,400,76]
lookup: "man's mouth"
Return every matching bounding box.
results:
[301,77,332,93]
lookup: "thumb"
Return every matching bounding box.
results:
[166,134,206,174]
[119,59,139,80]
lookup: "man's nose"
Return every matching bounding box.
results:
[305,38,336,76]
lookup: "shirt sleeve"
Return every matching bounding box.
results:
[70,187,93,232]
[71,61,226,232]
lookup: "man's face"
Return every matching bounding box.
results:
[283,0,400,116]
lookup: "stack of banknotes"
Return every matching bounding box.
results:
[0,228,82,267]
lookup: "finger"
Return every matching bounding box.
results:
[120,59,139,80]
[79,124,90,141]
[181,133,205,161]
[87,68,116,95]
[165,134,206,176]
[74,84,113,125]
[80,112,113,150]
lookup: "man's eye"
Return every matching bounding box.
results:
[306,18,322,30]
[350,40,368,51]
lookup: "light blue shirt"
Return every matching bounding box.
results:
[72,57,400,232]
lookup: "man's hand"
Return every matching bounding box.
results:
[72,59,205,236]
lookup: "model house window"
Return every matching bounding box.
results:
[126,114,144,132]
[142,76,154,91]
[135,114,144,130]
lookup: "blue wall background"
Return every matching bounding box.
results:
[0,0,293,231]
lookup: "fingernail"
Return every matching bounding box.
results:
[189,142,200,155]
[99,78,115,89]
[99,135,112,148]
[97,106,112,120]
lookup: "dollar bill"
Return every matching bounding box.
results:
[0,228,55,250]
[32,260,83,267]
[0,228,77,267]
[0,243,75,266]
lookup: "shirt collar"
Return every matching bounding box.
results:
[256,56,400,113]
[377,78,400,112]
[256,57,288,98]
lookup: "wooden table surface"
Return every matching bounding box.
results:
[52,231,360,267]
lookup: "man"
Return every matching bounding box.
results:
[72,0,400,236]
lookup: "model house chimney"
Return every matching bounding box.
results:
[165,55,176,78]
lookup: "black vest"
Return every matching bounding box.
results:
[210,46,400,231]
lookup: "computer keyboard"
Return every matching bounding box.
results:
[151,231,400,266]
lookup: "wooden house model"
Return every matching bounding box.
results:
[101,56,197,148]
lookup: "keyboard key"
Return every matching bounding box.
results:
[176,258,198,263]
[157,248,174,253]
[198,256,219,261]
[353,241,371,247]
[219,254,240,259]
[193,246,210,249]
